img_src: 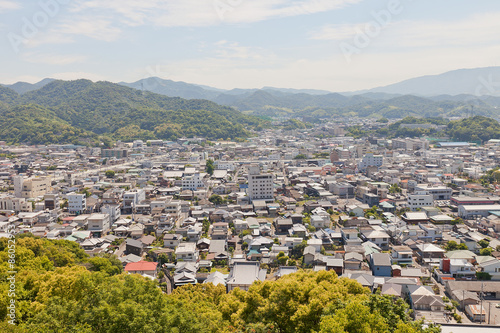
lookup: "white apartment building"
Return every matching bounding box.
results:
[214,160,236,171]
[101,204,121,222]
[407,191,434,211]
[247,165,274,202]
[87,213,110,236]
[414,184,452,200]
[358,153,383,171]
[182,172,206,190]
[68,192,86,214]
[164,200,181,217]
[123,190,146,211]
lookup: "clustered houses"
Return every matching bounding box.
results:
[3,123,500,326]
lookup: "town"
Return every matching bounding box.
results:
[2,118,500,328]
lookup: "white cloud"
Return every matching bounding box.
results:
[135,42,500,92]
[0,0,20,13]
[214,40,272,60]
[69,0,361,27]
[58,17,121,42]
[312,12,500,49]
[21,52,87,65]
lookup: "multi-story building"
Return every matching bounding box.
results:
[182,172,206,190]
[68,192,86,214]
[414,185,452,200]
[101,149,128,159]
[123,190,146,212]
[101,204,121,222]
[407,191,434,211]
[358,153,383,171]
[247,165,274,202]
[87,213,110,237]
[14,176,51,199]
[0,195,31,212]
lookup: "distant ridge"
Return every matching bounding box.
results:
[352,67,500,97]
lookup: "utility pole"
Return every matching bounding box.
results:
[462,290,465,311]
[480,282,484,324]
[488,302,491,324]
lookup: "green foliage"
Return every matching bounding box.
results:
[478,239,490,249]
[389,183,402,194]
[105,170,116,178]
[294,154,307,160]
[0,80,267,145]
[480,247,493,256]
[206,159,214,176]
[0,236,438,333]
[446,116,500,142]
[476,272,492,280]
[209,194,225,205]
[444,240,468,251]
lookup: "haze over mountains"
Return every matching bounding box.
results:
[3,67,500,122]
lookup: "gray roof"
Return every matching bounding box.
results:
[126,238,143,248]
[371,253,391,267]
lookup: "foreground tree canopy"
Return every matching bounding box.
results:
[0,235,441,332]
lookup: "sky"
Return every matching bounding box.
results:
[1,0,500,92]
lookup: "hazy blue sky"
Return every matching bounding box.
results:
[1,0,500,91]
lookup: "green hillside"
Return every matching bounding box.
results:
[0,80,266,144]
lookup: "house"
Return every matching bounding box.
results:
[411,295,445,312]
[381,283,402,297]
[450,290,479,310]
[446,281,500,299]
[125,238,143,256]
[361,230,390,251]
[391,246,413,266]
[440,258,475,278]
[275,218,293,233]
[307,238,323,252]
[303,246,318,266]
[466,304,486,322]
[175,242,199,261]
[325,257,344,275]
[87,213,110,237]
[204,271,227,286]
[341,228,362,246]
[124,261,158,278]
[226,261,266,291]
[415,243,445,265]
[163,233,182,249]
[401,212,429,225]
[275,266,298,279]
[478,258,500,280]
[174,271,197,286]
[370,253,392,277]
[344,252,364,270]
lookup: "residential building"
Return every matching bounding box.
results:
[68,192,86,214]
[247,165,274,202]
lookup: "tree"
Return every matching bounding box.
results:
[208,194,224,205]
[480,247,493,256]
[445,240,468,251]
[206,159,214,176]
[478,239,490,249]
[105,170,115,178]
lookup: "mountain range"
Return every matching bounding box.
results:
[3,67,500,120]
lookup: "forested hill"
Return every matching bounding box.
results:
[0,79,266,145]
[0,235,441,333]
